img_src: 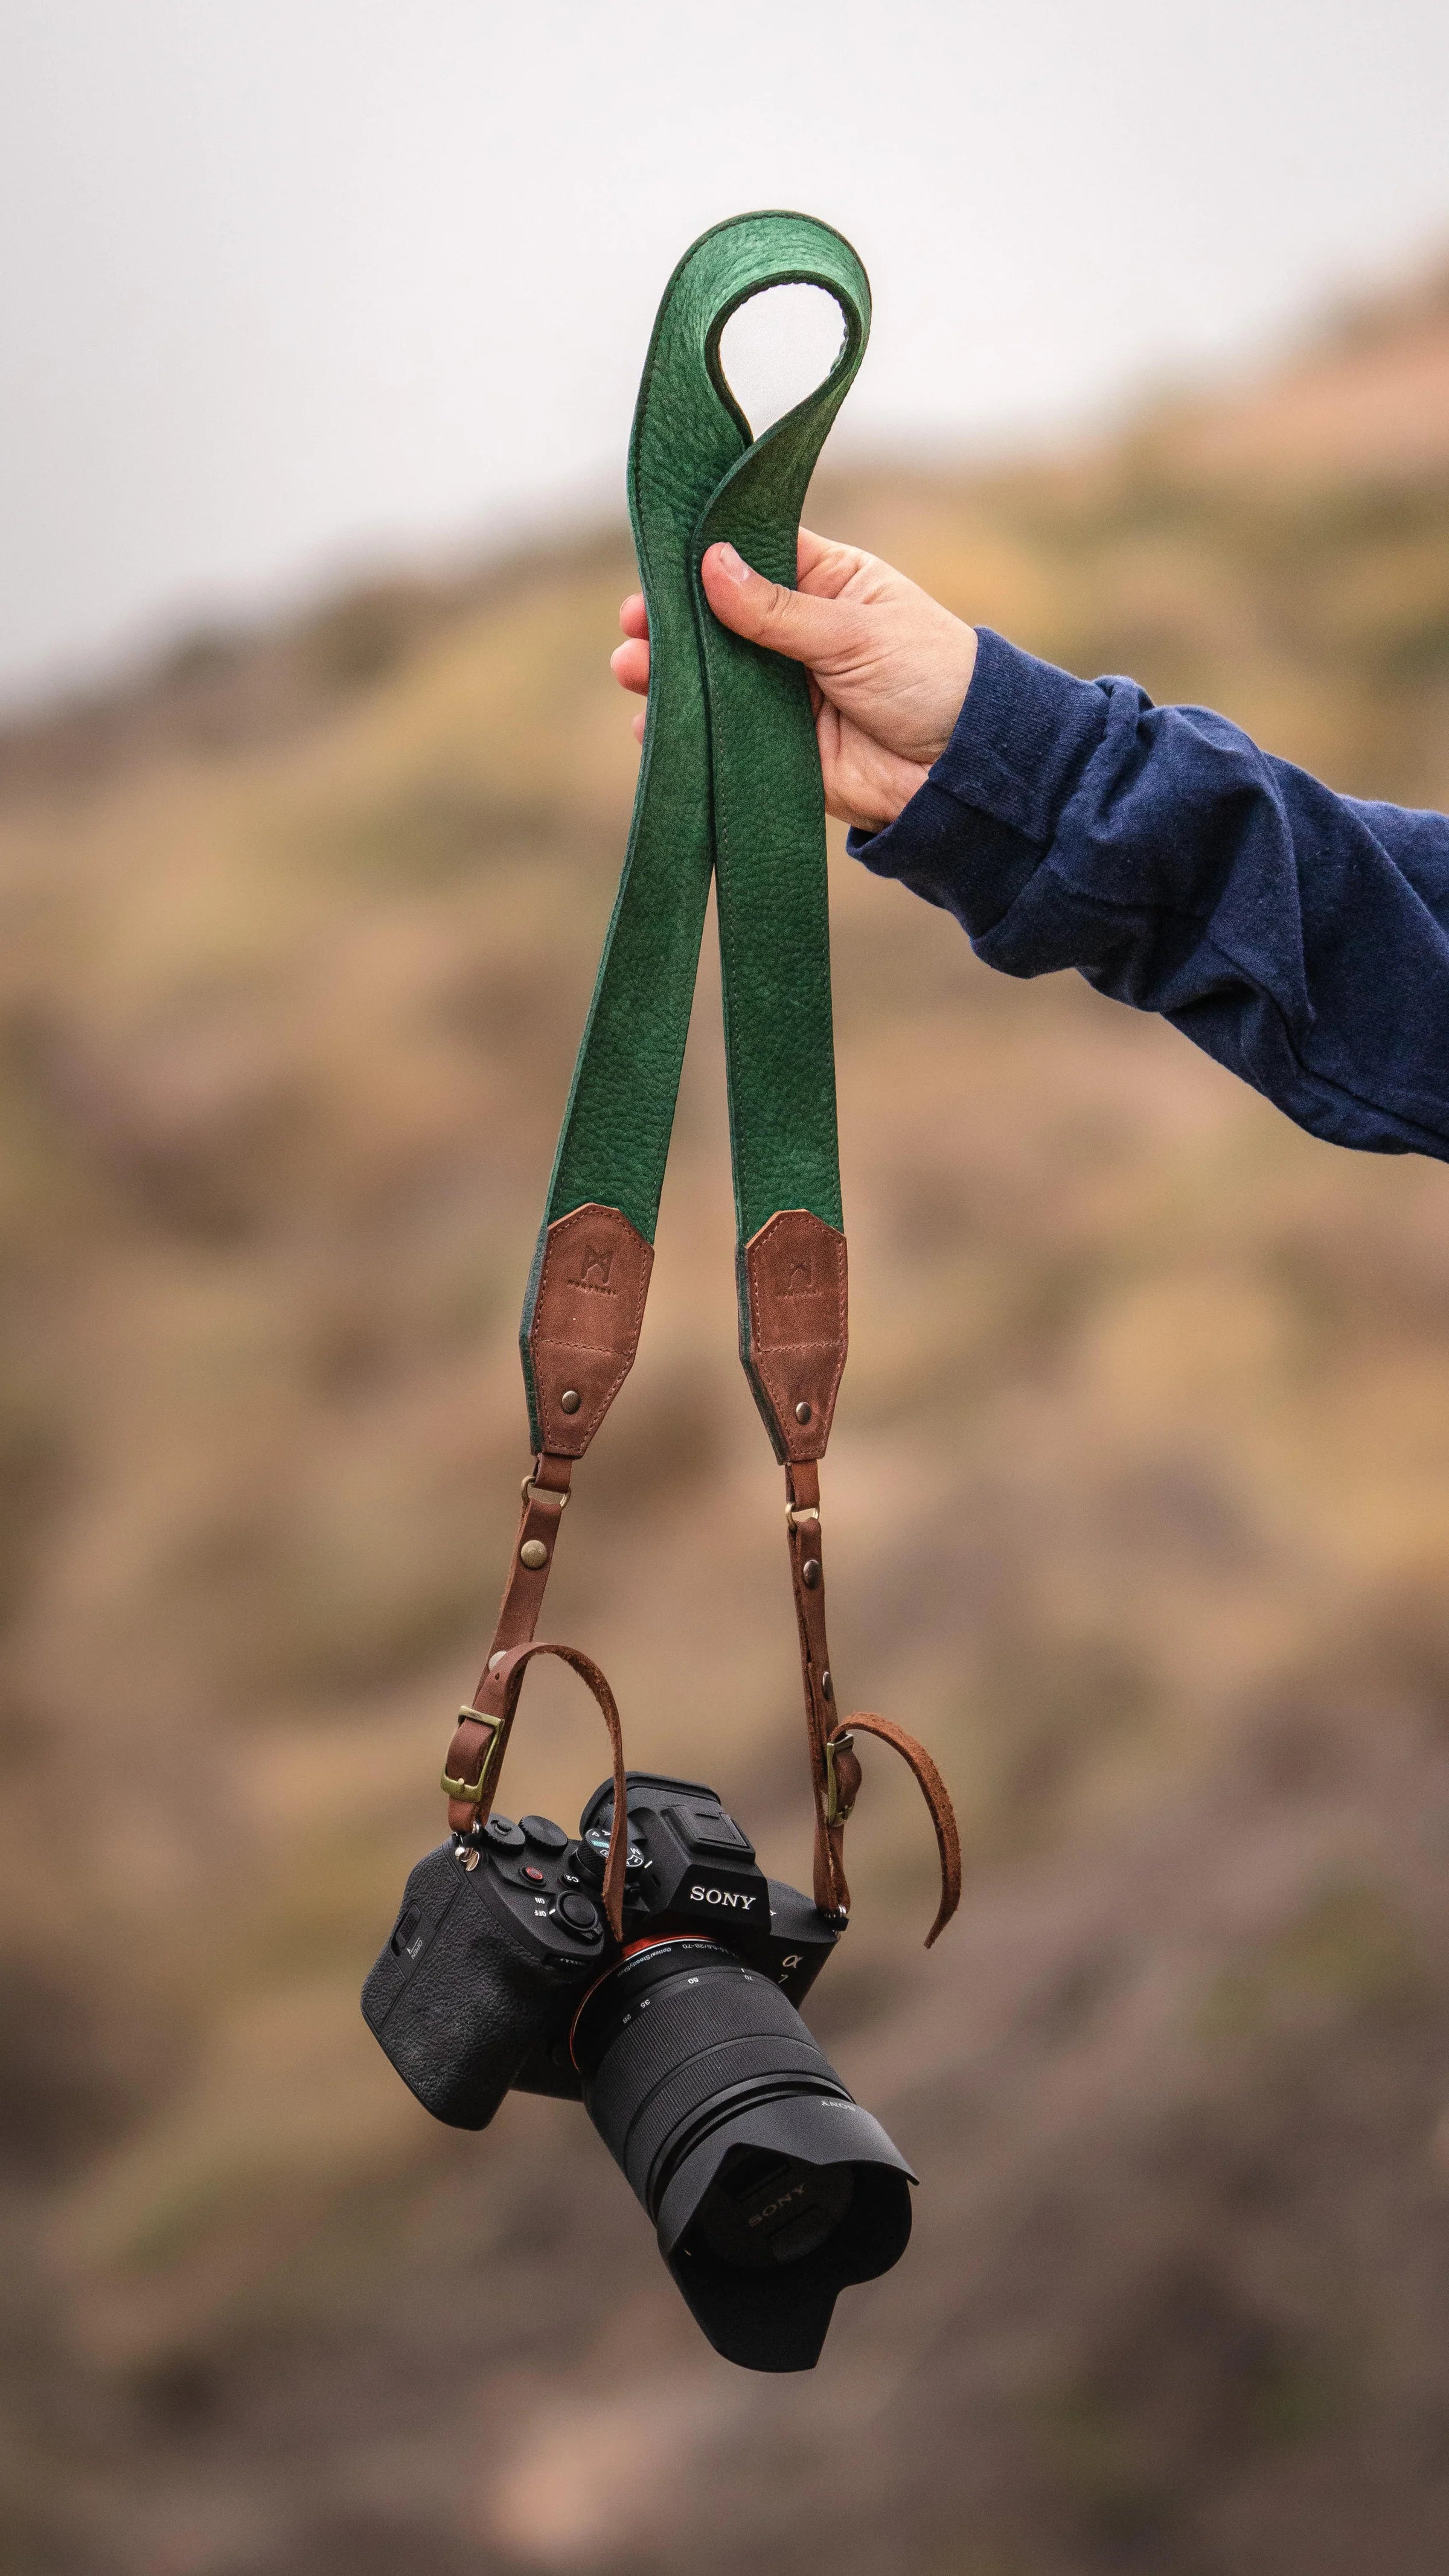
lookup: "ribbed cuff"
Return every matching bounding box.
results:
[846,628,1112,939]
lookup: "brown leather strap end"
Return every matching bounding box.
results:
[743,1210,847,1463]
[469,1457,574,1721]
[840,1712,962,1947]
[525,1204,653,1456]
[441,1455,583,1837]
[781,1459,847,1917]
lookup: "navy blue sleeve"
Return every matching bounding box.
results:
[848,627,1449,1161]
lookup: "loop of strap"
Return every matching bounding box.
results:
[833,1715,962,1949]
[781,1457,961,1946]
[529,212,871,1262]
[441,1638,629,1942]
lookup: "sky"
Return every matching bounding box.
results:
[4,0,1449,705]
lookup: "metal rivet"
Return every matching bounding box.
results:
[560,1388,581,1415]
[802,1559,822,1590]
[821,1669,833,1701]
[795,1400,813,1424]
[519,1539,549,1571]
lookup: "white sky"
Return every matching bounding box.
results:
[4,0,1449,705]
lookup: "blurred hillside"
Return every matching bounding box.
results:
[4,269,1449,2575]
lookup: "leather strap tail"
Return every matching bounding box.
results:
[441,1638,629,1941]
[834,1713,962,1948]
[781,1448,962,1945]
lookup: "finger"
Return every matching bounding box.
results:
[700,541,866,668]
[816,700,928,831]
[797,528,870,598]
[610,638,650,696]
[632,710,645,744]
[796,527,833,580]
[619,593,648,640]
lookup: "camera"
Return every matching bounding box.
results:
[363,1769,914,2371]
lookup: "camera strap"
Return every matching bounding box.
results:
[441,213,959,1947]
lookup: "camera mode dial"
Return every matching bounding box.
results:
[574,1818,648,1888]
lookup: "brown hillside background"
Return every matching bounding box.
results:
[5,272,1449,2575]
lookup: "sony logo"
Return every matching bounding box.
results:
[749,2184,805,2227]
[689,1884,756,1910]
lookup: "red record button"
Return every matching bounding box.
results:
[522,1864,546,1884]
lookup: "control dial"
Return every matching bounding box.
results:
[556,1891,601,1938]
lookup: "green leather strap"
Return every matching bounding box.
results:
[453,216,960,1943]
[521,211,870,1433]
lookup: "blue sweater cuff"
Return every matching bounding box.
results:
[846,627,1112,938]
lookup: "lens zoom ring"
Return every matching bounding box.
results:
[581,1958,844,2205]
[584,1969,825,2129]
[603,2032,836,2196]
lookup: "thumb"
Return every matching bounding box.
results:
[700,541,858,668]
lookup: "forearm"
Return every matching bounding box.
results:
[850,630,1449,1161]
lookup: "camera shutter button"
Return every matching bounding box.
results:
[557,1892,600,1937]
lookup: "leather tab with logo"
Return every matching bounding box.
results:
[525,1202,654,1455]
[743,1209,848,1462]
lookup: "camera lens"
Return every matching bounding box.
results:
[571,1940,913,2372]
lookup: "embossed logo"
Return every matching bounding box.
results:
[571,1242,616,1294]
[775,1253,814,1297]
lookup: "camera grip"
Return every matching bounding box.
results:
[362,1844,574,2130]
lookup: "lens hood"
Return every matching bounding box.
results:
[660,2088,914,2372]
[573,1938,915,2371]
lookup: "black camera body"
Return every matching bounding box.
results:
[363,1771,839,2127]
[364,1771,915,2371]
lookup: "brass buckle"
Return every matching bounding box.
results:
[521,1475,570,1510]
[787,1504,820,1528]
[441,1711,501,1807]
[824,1729,856,1827]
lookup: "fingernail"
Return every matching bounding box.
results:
[714,542,752,584]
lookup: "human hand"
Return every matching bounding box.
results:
[610,529,977,834]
